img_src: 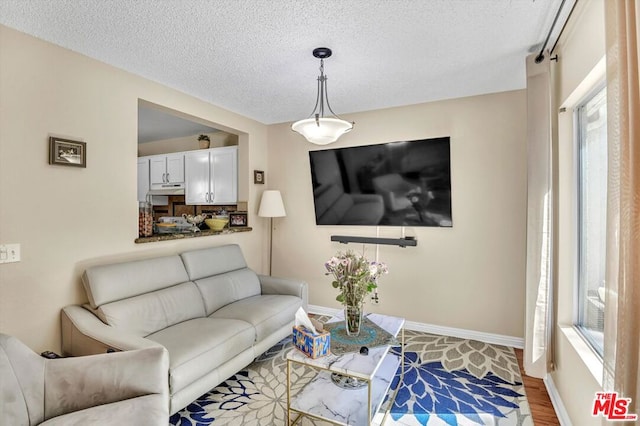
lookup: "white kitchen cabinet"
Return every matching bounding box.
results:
[137,157,150,202]
[185,146,238,205]
[150,153,184,186]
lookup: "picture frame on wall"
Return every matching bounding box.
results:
[229,212,248,227]
[49,137,86,168]
[254,170,265,184]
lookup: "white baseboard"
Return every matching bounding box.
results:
[543,374,572,426]
[307,305,341,317]
[307,304,525,349]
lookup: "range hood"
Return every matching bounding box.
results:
[147,183,185,196]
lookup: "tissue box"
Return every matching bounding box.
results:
[292,326,331,358]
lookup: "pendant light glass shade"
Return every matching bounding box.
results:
[291,117,353,145]
[291,47,354,145]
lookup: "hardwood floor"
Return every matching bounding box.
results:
[515,349,561,425]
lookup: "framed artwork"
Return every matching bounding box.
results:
[49,137,86,168]
[254,170,265,184]
[229,212,248,227]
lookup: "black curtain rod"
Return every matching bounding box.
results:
[550,0,579,56]
[535,0,571,63]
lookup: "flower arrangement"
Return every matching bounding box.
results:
[324,250,388,307]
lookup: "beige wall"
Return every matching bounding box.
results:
[268,90,528,338]
[550,0,605,424]
[0,25,270,353]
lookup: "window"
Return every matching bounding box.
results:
[576,85,607,356]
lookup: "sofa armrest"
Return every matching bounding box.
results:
[258,275,308,310]
[61,305,162,356]
[43,346,169,420]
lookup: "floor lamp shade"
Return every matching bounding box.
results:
[258,190,285,276]
[258,190,286,218]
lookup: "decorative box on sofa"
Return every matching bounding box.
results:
[61,244,308,415]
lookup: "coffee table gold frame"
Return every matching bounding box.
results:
[286,320,404,426]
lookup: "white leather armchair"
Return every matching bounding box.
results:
[0,333,169,425]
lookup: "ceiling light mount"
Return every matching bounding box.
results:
[312,47,332,59]
[291,47,354,145]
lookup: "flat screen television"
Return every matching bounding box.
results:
[309,137,452,227]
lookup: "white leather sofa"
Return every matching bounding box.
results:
[61,244,307,415]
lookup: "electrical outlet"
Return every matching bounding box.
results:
[0,244,20,264]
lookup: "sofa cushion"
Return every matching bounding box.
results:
[146,318,254,394]
[180,244,248,280]
[83,255,189,309]
[97,282,205,337]
[194,269,262,315]
[209,294,302,342]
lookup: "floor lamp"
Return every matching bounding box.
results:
[258,190,286,276]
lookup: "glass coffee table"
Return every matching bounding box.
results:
[286,313,405,425]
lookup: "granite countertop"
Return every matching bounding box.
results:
[135,227,252,244]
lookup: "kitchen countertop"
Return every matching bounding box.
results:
[135,227,252,244]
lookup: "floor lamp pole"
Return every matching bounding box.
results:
[268,217,274,276]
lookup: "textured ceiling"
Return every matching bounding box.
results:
[0,0,566,124]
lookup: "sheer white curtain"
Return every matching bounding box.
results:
[524,52,554,379]
[603,0,640,418]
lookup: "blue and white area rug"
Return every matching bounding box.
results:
[170,331,533,425]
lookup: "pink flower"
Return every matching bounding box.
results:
[326,250,388,306]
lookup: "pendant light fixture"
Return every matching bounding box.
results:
[291,47,354,145]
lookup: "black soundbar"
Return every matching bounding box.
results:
[330,235,417,248]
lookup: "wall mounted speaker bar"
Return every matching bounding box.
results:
[331,235,417,248]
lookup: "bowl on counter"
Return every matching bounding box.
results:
[182,214,207,226]
[205,217,229,231]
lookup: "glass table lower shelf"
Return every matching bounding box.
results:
[286,313,405,426]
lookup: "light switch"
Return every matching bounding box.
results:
[0,244,20,264]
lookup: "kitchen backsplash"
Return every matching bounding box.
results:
[151,196,247,221]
